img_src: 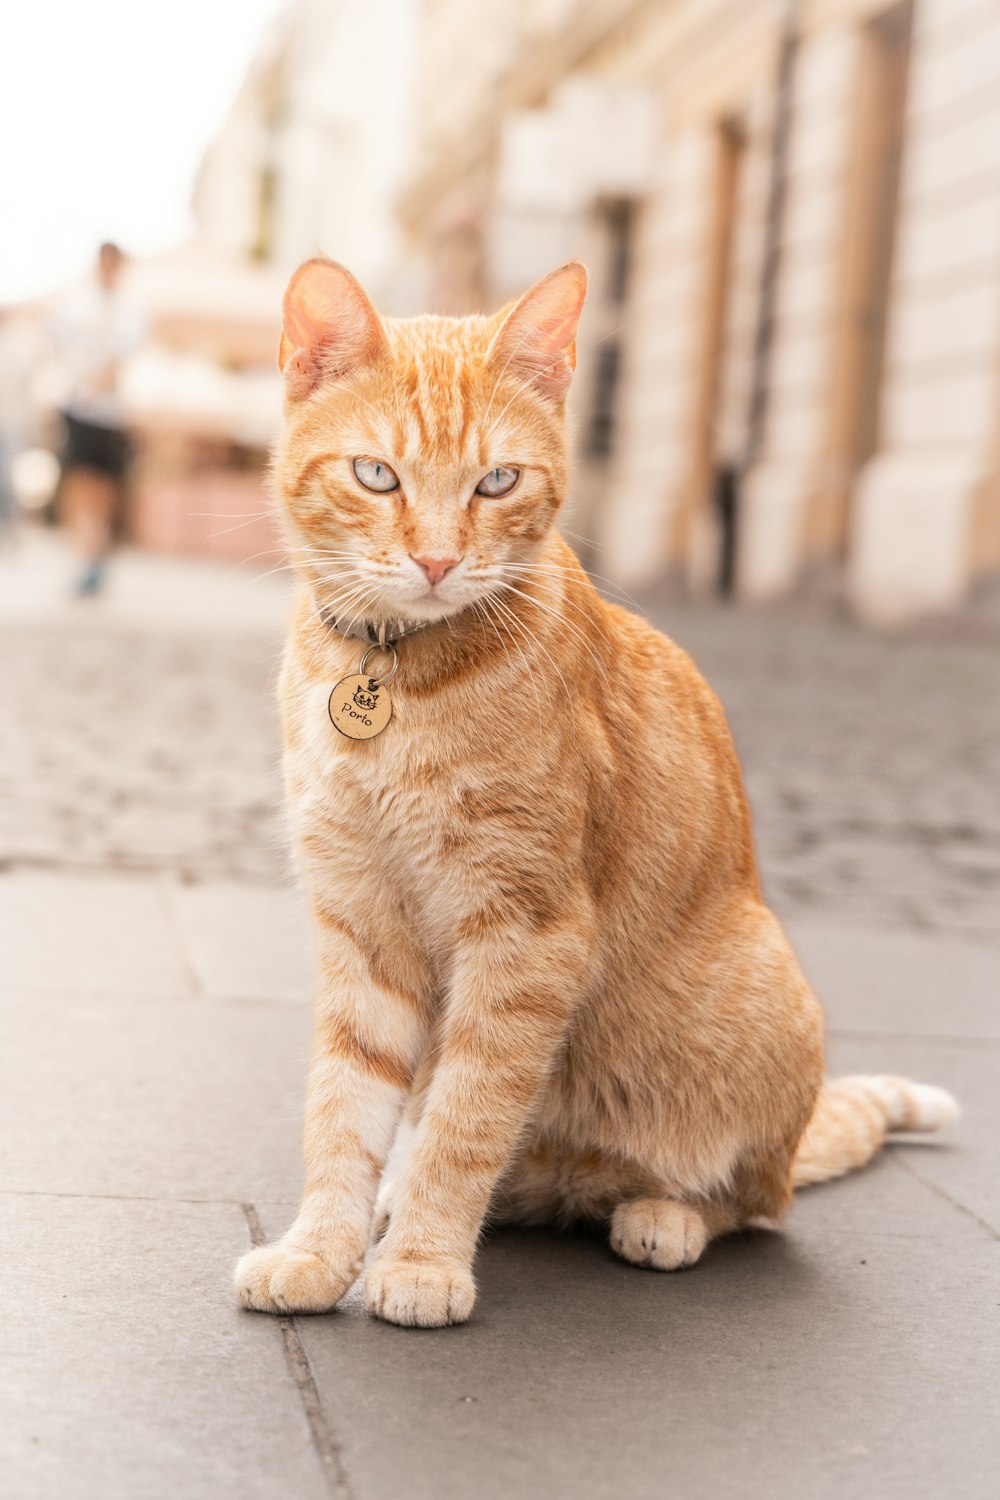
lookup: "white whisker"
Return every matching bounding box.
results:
[498,580,610,686]
[481,592,544,733]
[488,586,576,723]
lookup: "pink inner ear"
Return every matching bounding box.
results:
[490,261,588,400]
[279,259,385,392]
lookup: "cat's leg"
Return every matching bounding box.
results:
[490,1141,660,1226]
[488,1143,579,1226]
[373,1043,438,1237]
[494,1144,735,1261]
[606,903,823,1272]
[373,1116,418,1239]
[608,1146,793,1271]
[364,910,594,1327]
[235,902,432,1314]
[610,1129,809,1272]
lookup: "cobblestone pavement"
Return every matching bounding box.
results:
[652,586,1000,945]
[2,619,288,884]
[2,541,997,941]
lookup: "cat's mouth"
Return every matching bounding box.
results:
[379,563,484,624]
[392,582,475,624]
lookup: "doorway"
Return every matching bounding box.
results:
[689,117,746,594]
[822,0,913,559]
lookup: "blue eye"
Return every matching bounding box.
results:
[475,466,519,497]
[353,457,400,493]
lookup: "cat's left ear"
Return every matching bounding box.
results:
[487,261,588,403]
[278,258,387,400]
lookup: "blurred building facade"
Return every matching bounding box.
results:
[77,0,999,621]
[193,0,418,307]
[396,0,1000,624]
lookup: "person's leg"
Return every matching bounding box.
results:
[62,465,118,591]
[0,436,17,540]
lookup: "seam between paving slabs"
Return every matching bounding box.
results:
[888,1151,1000,1241]
[243,1202,356,1500]
[7,986,308,1010]
[0,1188,299,1206]
[12,989,1000,1038]
[825,1027,1000,1049]
[159,875,206,997]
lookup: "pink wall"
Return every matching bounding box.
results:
[128,470,286,564]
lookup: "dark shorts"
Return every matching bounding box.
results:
[62,412,130,480]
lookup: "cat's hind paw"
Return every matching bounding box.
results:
[610,1198,707,1271]
[235,1242,357,1314]
[364,1257,475,1327]
[372,1177,399,1240]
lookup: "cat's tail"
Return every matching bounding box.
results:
[791,1075,959,1188]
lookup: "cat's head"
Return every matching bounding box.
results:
[274,257,587,628]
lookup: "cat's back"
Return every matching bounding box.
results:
[580,588,745,788]
[575,588,757,902]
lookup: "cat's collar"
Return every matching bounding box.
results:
[319,608,427,648]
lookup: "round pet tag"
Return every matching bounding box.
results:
[328,675,393,740]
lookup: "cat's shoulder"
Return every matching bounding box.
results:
[597,597,702,676]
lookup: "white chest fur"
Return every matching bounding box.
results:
[287,676,474,944]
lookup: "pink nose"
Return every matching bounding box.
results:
[411,554,462,587]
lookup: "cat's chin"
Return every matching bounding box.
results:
[393,593,474,627]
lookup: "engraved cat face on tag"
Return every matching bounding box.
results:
[328,675,393,740]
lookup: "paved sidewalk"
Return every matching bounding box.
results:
[1,536,997,1499]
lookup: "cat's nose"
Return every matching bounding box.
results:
[411,554,462,587]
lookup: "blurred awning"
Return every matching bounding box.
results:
[497,78,656,214]
[128,243,287,367]
[121,348,281,450]
[119,243,285,448]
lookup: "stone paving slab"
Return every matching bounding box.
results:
[0,871,191,995]
[0,611,286,884]
[786,915,1000,1039]
[0,530,290,633]
[0,988,307,1204]
[168,878,311,1002]
[0,1195,328,1500]
[257,1153,997,1500]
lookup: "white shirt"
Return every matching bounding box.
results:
[49,283,146,429]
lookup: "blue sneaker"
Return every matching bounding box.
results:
[75,559,107,596]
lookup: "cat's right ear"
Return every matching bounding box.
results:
[278,259,387,400]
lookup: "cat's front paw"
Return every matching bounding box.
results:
[364,1256,475,1327]
[235,1241,359,1314]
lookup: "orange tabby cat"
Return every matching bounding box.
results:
[235,258,957,1326]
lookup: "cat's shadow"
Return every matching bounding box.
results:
[333,1220,820,1351]
[477,1220,817,1311]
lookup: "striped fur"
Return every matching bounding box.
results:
[234,260,957,1326]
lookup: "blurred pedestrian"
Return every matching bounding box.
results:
[50,243,146,594]
[0,309,40,542]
